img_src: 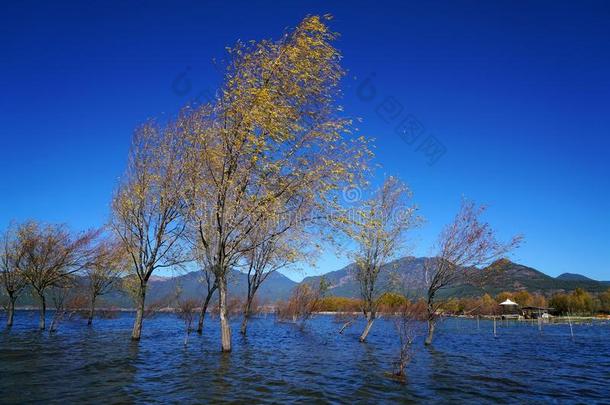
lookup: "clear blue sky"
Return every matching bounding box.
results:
[1,0,609,281]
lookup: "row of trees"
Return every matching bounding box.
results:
[0,223,126,329]
[305,287,610,318]
[339,187,521,346]
[107,14,371,352]
[549,288,610,315]
[1,15,522,365]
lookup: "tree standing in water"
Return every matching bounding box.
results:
[16,221,96,330]
[195,262,216,334]
[391,299,426,380]
[423,200,522,346]
[240,222,307,336]
[0,224,27,327]
[48,278,74,333]
[111,121,188,340]
[84,235,127,325]
[180,15,371,352]
[341,176,418,342]
[277,278,329,329]
[176,298,198,346]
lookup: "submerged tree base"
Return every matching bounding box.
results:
[384,371,407,384]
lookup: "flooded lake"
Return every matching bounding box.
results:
[1,311,609,403]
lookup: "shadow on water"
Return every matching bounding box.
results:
[0,311,609,402]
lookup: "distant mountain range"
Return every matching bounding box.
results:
[11,268,297,309]
[9,257,609,308]
[302,257,610,299]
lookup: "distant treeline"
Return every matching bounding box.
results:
[304,288,610,317]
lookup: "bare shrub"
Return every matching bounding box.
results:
[176,299,198,346]
[276,279,328,329]
[390,299,426,381]
[49,282,74,333]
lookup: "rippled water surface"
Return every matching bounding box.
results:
[1,311,609,403]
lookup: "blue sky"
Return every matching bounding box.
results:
[1,0,609,281]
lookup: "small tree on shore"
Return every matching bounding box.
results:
[341,176,418,342]
[598,289,610,314]
[423,200,521,346]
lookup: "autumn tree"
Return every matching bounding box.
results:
[180,15,370,352]
[341,176,418,342]
[0,224,27,327]
[84,235,127,325]
[599,289,610,314]
[15,221,96,330]
[479,293,500,315]
[423,200,521,345]
[549,288,596,315]
[111,121,188,340]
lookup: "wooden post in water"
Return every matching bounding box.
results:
[493,316,497,337]
[567,312,575,341]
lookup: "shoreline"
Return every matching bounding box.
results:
[5,308,609,322]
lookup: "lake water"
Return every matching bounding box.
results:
[1,311,609,403]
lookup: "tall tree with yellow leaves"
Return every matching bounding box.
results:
[181,15,371,352]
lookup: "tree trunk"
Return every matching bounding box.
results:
[359,311,375,342]
[339,319,354,334]
[88,295,96,326]
[425,319,436,346]
[7,296,16,327]
[197,287,214,334]
[131,282,147,341]
[38,293,46,330]
[50,311,60,333]
[240,298,252,336]
[218,276,232,352]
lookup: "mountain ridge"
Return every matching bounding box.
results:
[7,257,608,308]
